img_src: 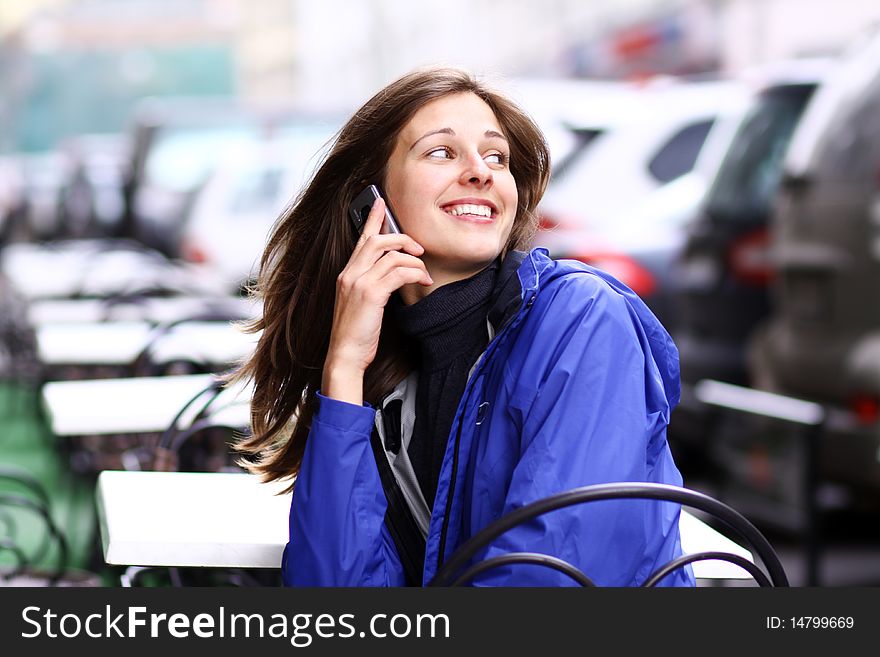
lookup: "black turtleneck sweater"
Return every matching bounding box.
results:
[394,260,500,508]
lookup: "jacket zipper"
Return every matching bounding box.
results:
[435,291,536,574]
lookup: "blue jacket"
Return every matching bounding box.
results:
[283,248,694,586]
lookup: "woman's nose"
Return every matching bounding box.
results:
[459,152,493,187]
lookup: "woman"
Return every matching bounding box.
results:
[235,67,694,587]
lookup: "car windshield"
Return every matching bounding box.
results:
[704,84,816,222]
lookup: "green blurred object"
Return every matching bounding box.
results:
[0,382,97,577]
[11,45,235,153]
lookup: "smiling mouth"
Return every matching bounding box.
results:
[441,203,496,220]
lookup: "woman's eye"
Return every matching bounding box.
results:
[485,152,509,166]
[426,147,453,159]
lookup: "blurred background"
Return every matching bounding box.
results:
[2,0,880,587]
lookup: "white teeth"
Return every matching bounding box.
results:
[446,203,492,217]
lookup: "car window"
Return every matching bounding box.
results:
[807,69,880,182]
[704,85,816,222]
[549,127,604,181]
[647,120,714,184]
[785,31,880,177]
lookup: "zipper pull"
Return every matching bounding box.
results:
[476,401,490,426]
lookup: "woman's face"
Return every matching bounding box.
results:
[383,92,518,289]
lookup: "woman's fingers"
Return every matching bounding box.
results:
[327,197,431,380]
[352,198,389,255]
[338,250,431,300]
[353,198,423,258]
[364,250,433,289]
[377,265,434,292]
[362,197,387,237]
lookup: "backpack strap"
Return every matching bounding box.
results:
[370,426,427,586]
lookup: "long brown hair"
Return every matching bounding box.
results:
[232,67,550,488]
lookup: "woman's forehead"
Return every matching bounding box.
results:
[400,92,503,141]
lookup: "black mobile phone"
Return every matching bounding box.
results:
[348,185,403,235]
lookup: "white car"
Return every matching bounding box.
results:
[502,77,646,174]
[180,125,337,292]
[526,79,747,327]
[535,78,747,241]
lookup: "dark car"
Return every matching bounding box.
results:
[748,29,880,493]
[672,60,831,388]
[666,59,832,459]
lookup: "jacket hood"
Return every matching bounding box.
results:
[513,248,681,409]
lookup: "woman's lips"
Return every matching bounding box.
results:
[447,213,494,224]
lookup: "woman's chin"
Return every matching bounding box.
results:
[431,253,501,279]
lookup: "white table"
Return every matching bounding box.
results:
[96,471,755,580]
[36,320,258,367]
[27,296,258,326]
[97,471,290,569]
[148,322,259,366]
[37,321,154,365]
[2,240,224,301]
[678,510,753,579]
[42,373,251,436]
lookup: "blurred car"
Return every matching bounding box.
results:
[504,77,646,173]
[120,97,329,257]
[671,59,833,388]
[15,151,71,242]
[747,30,880,493]
[532,79,747,328]
[57,132,131,240]
[0,155,27,243]
[179,122,338,292]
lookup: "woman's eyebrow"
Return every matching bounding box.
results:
[410,128,455,151]
[485,130,508,142]
[409,128,508,151]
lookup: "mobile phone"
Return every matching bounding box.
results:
[348,185,403,235]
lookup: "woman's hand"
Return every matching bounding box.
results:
[322,198,432,404]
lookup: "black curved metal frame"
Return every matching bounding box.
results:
[132,309,251,376]
[0,467,55,567]
[0,493,69,586]
[157,379,226,452]
[428,482,788,587]
[130,377,249,472]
